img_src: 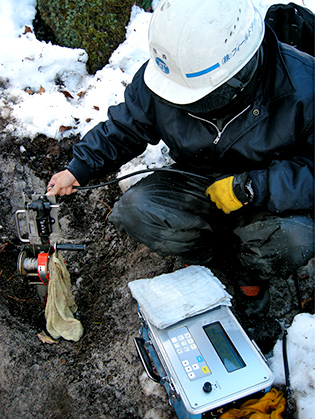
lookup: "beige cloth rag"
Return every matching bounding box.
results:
[45,252,83,342]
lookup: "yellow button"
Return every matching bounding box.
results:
[202,366,210,374]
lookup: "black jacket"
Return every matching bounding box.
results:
[67,27,314,213]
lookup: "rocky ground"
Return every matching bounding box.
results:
[0,122,314,419]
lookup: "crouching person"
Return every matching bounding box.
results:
[47,0,314,316]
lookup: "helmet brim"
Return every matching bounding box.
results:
[144,59,217,105]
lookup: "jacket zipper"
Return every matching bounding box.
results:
[188,104,251,145]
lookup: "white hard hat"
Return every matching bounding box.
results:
[144,0,265,104]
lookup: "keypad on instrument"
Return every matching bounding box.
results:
[168,327,211,381]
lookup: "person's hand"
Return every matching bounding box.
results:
[46,170,80,196]
[205,173,254,214]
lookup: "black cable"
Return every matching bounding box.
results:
[283,330,291,419]
[72,167,211,190]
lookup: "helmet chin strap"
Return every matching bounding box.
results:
[184,45,264,120]
[225,46,263,95]
[206,52,264,120]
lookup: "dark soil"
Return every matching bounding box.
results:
[0,125,314,419]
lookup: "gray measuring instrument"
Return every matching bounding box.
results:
[135,305,273,418]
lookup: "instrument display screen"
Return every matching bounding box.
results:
[203,322,246,373]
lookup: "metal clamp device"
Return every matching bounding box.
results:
[15,193,85,286]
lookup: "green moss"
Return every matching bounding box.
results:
[35,0,142,74]
[141,0,154,11]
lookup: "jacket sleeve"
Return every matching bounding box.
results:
[67,63,160,186]
[250,126,314,212]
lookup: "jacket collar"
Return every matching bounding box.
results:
[261,25,296,104]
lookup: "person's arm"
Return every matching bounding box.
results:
[250,121,314,212]
[67,63,159,186]
[47,62,159,194]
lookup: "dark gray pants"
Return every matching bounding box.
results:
[109,170,314,282]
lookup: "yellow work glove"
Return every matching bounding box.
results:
[205,173,254,214]
[219,387,286,419]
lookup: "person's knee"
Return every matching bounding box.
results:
[109,186,149,231]
[109,181,214,260]
[235,214,314,277]
[279,215,314,266]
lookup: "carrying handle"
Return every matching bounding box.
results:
[134,337,161,383]
[15,210,29,243]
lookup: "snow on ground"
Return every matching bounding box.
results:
[269,313,315,419]
[0,0,314,417]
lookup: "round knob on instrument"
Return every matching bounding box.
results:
[203,382,212,393]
